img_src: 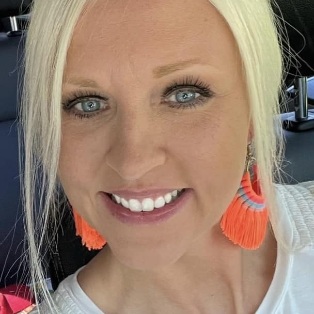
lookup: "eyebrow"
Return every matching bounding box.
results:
[65,58,203,87]
[64,78,101,88]
[153,58,202,78]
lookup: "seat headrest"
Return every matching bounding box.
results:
[0,34,24,121]
[274,0,314,77]
[0,0,32,18]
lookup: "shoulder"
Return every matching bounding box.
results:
[30,289,82,314]
[30,275,86,314]
[272,181,314,251]
[30,267,103,314]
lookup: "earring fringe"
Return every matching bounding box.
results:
[220,171,268,250]
[73,210,106,250]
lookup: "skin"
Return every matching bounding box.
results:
[58,0,277,313]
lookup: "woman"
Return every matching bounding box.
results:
[22,0,314,313]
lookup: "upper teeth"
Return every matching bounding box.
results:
[111,189,183,212]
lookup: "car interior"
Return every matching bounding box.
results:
[0,0,314,293]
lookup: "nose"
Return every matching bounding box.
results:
[106,108,167,181]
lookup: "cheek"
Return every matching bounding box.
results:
[58,122,109,205]
[168,105,249,219]
[169,108,249,174]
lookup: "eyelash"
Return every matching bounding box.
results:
[62,76,215,119]
[62,91,108,119]
[162,76,214,109]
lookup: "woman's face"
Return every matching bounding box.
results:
[59,0,250,269]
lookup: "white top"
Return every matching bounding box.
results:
[32,181,314,314]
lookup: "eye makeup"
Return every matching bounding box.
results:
[62,75,215,119]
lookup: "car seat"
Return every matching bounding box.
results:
[0,0,313,291]
[0,1,31,288]
[273,0,314,183]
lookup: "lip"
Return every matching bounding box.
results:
[100,188,193,225]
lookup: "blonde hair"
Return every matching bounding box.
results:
[21,0,285,311]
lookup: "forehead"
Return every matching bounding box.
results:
[66,0,240,83]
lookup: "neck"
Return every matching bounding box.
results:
[78,225,276,314]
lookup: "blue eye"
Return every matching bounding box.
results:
[169,90,201,104]
[162,77,214,110]
[75,99,104,112]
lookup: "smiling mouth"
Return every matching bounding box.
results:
[101,188,193,225]
[106,188,187,213]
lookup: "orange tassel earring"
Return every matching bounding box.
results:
[220,144,268,250]
[72,210,107,250]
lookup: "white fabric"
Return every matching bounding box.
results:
[31,182,314,313]
[272,181,314,250]
[31,267,103,314]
